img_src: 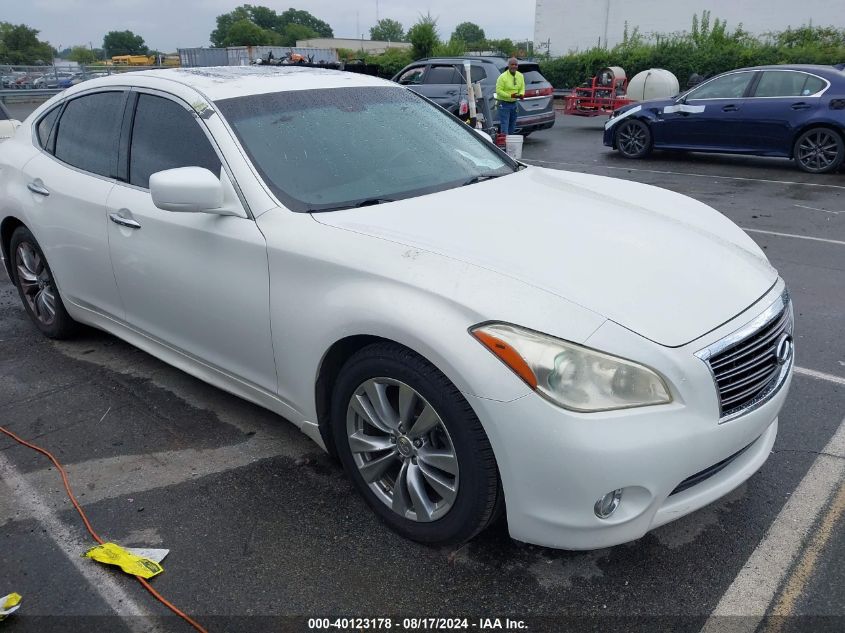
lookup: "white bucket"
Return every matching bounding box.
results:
[505,134,523,159]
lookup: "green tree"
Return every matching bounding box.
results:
[222,19,275,46]
[211,5,333,48]
[0,22,55,64]
[370,19,404,42]
[486,38,515,56]
[68,45,96,64]
[103,30,148,56]
[280,23,319,46]
[407,13,439,60]
[451,22,485,48]
[278,8,333,37]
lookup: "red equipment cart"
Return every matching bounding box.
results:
[563,66,634,116]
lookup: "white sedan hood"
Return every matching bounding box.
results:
[314,167,777,347]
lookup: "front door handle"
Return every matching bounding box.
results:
[722,104,739,112]
[27,182,50,196]
[109,213,141,230]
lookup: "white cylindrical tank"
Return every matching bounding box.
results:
[627,69,680,101]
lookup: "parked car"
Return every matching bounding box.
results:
[11,73,43,89]
[1,67,793,550]
[1,72,26,88]
[604,64,845,173]
[33,72,75,89]
[393,56,555,136]
[58,72,109,89]
[0,102,21,141]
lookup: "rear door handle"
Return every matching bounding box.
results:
[791,102,812,110]
[109,213,141,230]
[27,182,50,196]
[722,104,739,112]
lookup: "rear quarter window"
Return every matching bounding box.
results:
[36,107,61,151]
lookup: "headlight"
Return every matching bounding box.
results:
[472,323,672,412]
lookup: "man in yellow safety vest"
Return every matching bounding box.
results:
[496,57,525,135]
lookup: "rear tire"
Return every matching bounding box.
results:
[615,119,653,159]
[793,127,844,174]
[9,226,77,339]
[331,342,502,545]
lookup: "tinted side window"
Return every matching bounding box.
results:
[129,94,222,189]
[754,71,808,97]
[688,72,753,99]
[54,92,124,177]
[425,65,460,84]
[470,66,486,82]
[37,107,61,151]
[398,66,425,85]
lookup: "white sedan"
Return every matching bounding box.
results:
[0,102,20,142]
[0,67,793,549]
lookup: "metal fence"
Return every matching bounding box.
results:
[0,64,180,104]
[178,46,338,67]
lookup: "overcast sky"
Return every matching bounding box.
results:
[7,0,536,52]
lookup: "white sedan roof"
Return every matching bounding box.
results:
[65,66,395,102]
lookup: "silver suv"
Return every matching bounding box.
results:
[392,56,556,136]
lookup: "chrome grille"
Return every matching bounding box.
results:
[697,290,793,422]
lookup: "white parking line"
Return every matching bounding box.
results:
[794,366,845,386]
[741,228,845,247]
[0,451,155,628]
[521,158,845,190]
[699,416,845,633]
[794,204,841,216]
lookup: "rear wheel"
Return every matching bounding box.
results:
[793,128,844,174]
[331,342,502,544]
[616,119,653,159]
[10,226,77,339]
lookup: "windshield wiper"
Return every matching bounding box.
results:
[310,198,396,212]
[353,198,395,207]
[461,173,507,187]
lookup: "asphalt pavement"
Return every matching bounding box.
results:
[1,104,843,633]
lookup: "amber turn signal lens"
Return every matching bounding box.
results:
[473,330,539,390]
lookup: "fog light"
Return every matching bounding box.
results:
[594,489,623,519]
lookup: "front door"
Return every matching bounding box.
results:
[656,71,756,151]
[106,91,277,393]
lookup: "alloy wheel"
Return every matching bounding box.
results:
[618,121,648,156]
[15,241,57,326]
[346,378,459,522]
[796,130,842,172]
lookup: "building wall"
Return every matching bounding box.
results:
[534,0,842,56]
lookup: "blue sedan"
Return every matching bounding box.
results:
[603,65,845,173]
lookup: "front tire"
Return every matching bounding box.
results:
[793,128,844,174]
[331,342,502,545]
[616,119,653,159]
[9,226,77,339]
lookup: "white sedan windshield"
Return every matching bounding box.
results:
[216,86,515,212]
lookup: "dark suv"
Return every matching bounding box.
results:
[392,56,555,136]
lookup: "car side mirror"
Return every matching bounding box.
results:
[150,167,224,214]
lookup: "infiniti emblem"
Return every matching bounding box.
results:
[775,333,793,366]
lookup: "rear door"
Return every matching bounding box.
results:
[740,70,828,155]
[415,64,463,114]
[656,71,756,150]
[106,90,277,392]
[20,91,126,318]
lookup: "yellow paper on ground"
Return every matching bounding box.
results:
[0,592,22,620]
[84,542,164,579]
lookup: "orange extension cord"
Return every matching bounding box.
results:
[0,425,209,633]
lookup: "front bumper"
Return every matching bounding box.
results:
[467,283,792,550]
